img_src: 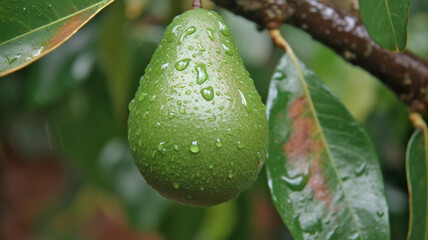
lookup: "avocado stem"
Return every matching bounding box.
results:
[268,29,287,52]
[192,0,202,9]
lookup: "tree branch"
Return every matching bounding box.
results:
[212,0,428,112]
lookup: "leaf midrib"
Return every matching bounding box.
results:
[0,1,106,47]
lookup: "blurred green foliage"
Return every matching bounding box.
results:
[1,0,427,239]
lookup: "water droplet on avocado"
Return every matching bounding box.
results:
[195,63,208,84]
[237,89,251,112]
[206,28,215,41]
[228,172,235,178]
[208,116,216,122]
[128,99,135,111]
[221,42,233,56]
[237,141,244,149]
[190,141,200,153]
[173,182,179,189]
[179,107,186,114]
[257,152,262,158]
[218,21,230,36]
[201,86,214,101]
[157,63,169,74]
[168,112,175,119]
[167,24,182,42]
[173,144,180,151]
[198,43,205,52]
[185,90,191,95]
[158,141,166,154]
[179,26,196,44]
[175,58,191,71]
[215,138,222,147]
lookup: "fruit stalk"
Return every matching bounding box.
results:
[211,0,428,113]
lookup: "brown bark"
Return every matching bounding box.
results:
[212,0,428,112]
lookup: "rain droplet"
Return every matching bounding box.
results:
[298,214,323,234]
[128,99,135,111]
[376,210,384,217]
[237,141,244,149]
[173,182,179,189]
[168,112,175,119]
[198,43,205,52]
[158,141,166,153]
[179,107,186,114]
[186,90,191,95]
[348,232,359,240]
[179,26,196,44]
[206,28,215,41]
[215,138,222,147]
[175,58,191,71]
[282,166,310,191]
[208,116,216,122]
[171,144,179,151]
[238,89,251,112]
[200,86,214,101]
[167,24,182,42]
[273,70,286,81]
[157,63,169,74]
[221,42,233,56]
[257,152,262,158]
[190,141,200,153]
[209,164,214,169]
[143,111,149,119]
[355,161,367,176]
[149,95,156,103]
[195,63,208,84]
[228,172,234,178]
[218,21,230,36]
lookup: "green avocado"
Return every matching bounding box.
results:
[128,8,268,207]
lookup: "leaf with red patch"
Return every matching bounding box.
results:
[0,0,114,77]
[266,53,390,239]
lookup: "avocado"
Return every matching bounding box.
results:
[128,8,268,207]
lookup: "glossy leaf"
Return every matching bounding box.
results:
[266,53,390,239]
[406,129,428,240]
[0,0,114,77]
[358,0,410,52]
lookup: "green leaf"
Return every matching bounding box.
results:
[0,0,114,77]
[406,129,428,240]
[358,0,411,52]
[265,53,390,240]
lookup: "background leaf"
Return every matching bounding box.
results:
[0,0,114,77]
[266,53,390,239]
[358,0,411,51]
[406,128,428,240]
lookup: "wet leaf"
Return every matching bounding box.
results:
[358,0,410,52]
[406,129,428,240]
[266,53,390,239]
[0,0,114,77]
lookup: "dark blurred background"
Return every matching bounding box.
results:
[1,0,427,239]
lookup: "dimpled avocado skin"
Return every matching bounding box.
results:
[128,9,268,207]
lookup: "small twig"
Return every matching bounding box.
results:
[268,29,287,52]
[192,0,202,9]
